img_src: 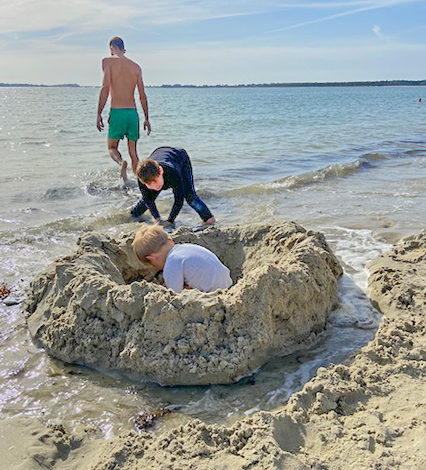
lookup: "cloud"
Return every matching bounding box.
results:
[0,0,422,35]
[2,38,425,85]
[373,24,382,37]
[0,0,154,35]
[266,0,423,32]
[1,0,424,85]
[0,0,265,35]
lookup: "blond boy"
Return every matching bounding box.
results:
[132,225,232,293]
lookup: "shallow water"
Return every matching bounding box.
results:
[0,86,425,436]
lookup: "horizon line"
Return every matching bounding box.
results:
[1,79,426,88]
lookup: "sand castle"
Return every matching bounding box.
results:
[25,222,342,385]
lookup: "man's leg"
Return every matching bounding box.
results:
[127,139,139,173]
[108,138,128,182]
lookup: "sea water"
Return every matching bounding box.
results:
[0,86,425,435]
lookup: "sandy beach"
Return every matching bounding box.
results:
[2,0,426,465]
[1,228,426,470]
[1,85,425,470]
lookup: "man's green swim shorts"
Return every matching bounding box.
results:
[108,108,140,141]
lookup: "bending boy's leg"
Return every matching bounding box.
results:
[130,180,160,219]
[130,198,149,218]
[108,138,128,182]
[180,150,215,223]
[127,139,139,173]
[185,191,215,222]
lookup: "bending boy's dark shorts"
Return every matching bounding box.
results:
[108,108,139,141]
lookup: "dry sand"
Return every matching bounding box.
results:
[3,230,426,469]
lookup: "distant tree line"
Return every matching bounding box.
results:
[157,80,426,88]
[1,80,425,89]
[0,83,80,87]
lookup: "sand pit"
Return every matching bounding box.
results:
[25,222,342,386]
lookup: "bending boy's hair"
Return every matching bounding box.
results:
[137,159,160,183]
[132,224,169,263]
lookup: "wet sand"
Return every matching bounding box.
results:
[2,230,426,469]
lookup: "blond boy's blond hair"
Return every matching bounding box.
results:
[132,224,169,263]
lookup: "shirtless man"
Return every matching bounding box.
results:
[96,36,151,185]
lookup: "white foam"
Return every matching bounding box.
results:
[321,226,390,291]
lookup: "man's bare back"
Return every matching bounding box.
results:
[102,56,141,108]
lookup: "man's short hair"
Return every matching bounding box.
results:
[109,36,125,51]
[137,159,161,183]
[132,224,169,263]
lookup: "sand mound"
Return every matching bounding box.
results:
[368,231,426,319]
[25,222,342,386]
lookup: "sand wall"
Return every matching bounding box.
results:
[25,222,342,386]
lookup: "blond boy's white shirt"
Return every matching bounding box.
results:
[162,244,232,293]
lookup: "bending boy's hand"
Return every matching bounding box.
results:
[157,219,175,231]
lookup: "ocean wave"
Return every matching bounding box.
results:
[195,189,217,199]
[43,187,85,201]
[18,140,51,147]
[0,225,77,246]
[85,181,137,196]
[404,149,426,156]
[223,153,388,197]
[57,129,80,134]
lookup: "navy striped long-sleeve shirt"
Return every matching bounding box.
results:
[138,147,192,223]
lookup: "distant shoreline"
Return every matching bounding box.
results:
[154,80,426,88]
[1,80,425,88]
[0,83,80,88]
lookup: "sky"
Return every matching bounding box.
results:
[0,0,425,86]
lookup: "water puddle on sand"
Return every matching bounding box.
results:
[0,227,389,437]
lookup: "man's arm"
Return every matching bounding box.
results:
[137,68,151,135]
[97,58,111,131]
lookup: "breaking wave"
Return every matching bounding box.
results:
[224,153,389,197]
